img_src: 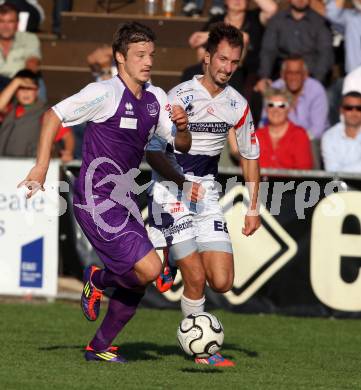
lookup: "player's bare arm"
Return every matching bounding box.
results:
[240,155,261,237]
[172,104,192,153]
[146,151,204,202]
[17,109,61,198]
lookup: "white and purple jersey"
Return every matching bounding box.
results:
[53,76,176,274]
[53,75,174,201]
[147,75,260,184]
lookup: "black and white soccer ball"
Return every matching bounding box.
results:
[177,312,224,358]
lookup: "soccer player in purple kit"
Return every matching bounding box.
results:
[18,22,191,363]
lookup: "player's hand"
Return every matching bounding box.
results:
[17,165,47,199]
[184,181,205,203]
[242,214,261,236]
[171,104,188,132]
[60,150,74,163]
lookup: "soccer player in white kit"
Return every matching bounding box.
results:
[146,23,261,367]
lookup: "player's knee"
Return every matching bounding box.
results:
[190,272,206,288]
[144,261,162,283]
[181,264,206,292]
[208,276,233,293]
[135,252,162,285]
[184,274,206,296]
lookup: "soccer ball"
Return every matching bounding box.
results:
[177,312,224,358]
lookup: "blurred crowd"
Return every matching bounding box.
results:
[0,0,360,173]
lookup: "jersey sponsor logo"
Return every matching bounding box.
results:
[162,218,193,238]
[125,102,133,110]
[176,87,193,96]
[169,201,185,214]
[120,117,137,129]
[73,91,110,116]
[188,122,232,134]
[125,102,134,116]
[214,220,228,233]
[147,101,160,117]
[181,95,193,105]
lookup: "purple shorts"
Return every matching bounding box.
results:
[73,202,153,277]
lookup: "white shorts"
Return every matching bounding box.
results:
[147,175,232,255]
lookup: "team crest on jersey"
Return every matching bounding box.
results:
[125,102,134,116]
[230,99,239,109]
[207,106,214,115]
[147,101,160,117]
[181,95,193,105]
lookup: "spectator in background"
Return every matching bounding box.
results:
[0,3,47,100]
[0,0,45,32]
[0,69,74,161]
[257,0,333,85]
[183,0,224,17]
[325,0,361,75]
[343,65,361,95]
[52,0,72,36]
[232,87,312,169]
[87,45,117,82]
[258,55,329,140]
[322,91,361,172]
[0,3,41,80]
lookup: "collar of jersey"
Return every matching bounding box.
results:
[192,75,229,100]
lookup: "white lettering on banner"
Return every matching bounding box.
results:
[311,192,361,311]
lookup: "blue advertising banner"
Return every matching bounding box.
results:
[20,237,44,288]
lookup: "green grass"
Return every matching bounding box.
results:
[0,301,361,390]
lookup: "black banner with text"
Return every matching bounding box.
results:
[60,167,361,318]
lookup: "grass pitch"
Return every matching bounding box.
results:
[1,301,361,390]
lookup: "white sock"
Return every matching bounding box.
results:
[181,294,205,318]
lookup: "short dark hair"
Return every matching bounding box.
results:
[205,23,243,56]
[0,3,19,18]
[112,22,156,62]
[284,54,305,62]
[342,91,361,100]
[14,69,39,86]
[282,54,308,71]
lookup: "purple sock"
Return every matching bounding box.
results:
[89,287,144,351]
[92,268,141,290]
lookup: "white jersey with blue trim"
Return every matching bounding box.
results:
[146,75,260,198]
[169,75,259,178]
